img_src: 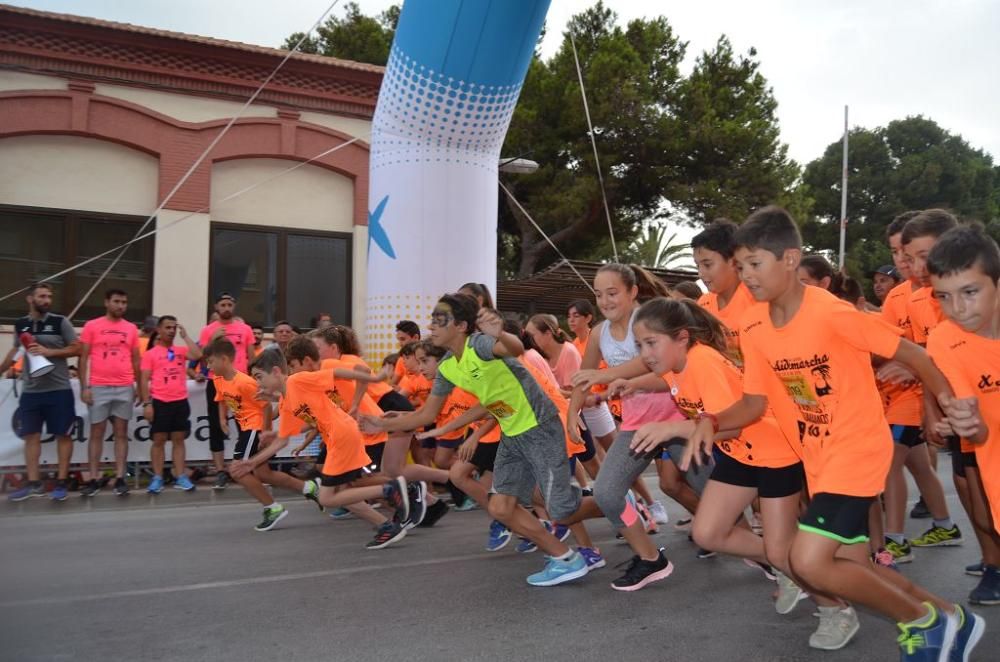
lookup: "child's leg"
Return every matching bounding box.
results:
[232,472,276,507]
[655,457,700,514]
[592,431,660,561]
[488,494,569,556]
[253,463,305,493]
[450,460,489,508]
[320,485,386,526]
[884,443,910,537]
[574,461,590,490]
[433,446,457,470]
[868,498,886,555]
[965,466,1000,566]
[690,480,765,562]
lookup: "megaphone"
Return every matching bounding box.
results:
[18,333,54,378]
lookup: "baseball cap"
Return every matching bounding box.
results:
[141,315,158,332]
[215,291,236,303]
[871,265,900,279]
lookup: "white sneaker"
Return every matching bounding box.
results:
[648,500,670,525]
[775,571,808,615]
[808,606,859,651]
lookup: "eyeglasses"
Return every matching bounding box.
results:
[429,312,454,328]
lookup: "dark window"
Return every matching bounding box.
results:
[209,224,351,329]
[0,205,154,325]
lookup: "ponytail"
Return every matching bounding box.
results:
[596,263,671,303]
[528,314,568,344]
[634,297,729,356]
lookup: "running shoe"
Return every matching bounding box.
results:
[548,521,571,542]
[454,497,478,512]
[969,565,1000,606]
[648,500,670,525]
[744,558,777,581]
[302,479,323,511]
[950,604,985,662]
[673,517,692,531]
[611,549,673,591]
[909,497,931,519]
[50,483,68,501]
[418,499,449,527]
[897,604,957,661]
[581,486,594,497]
[578,547,606,570]
[329,507,353,520]
[254,505,287,532]
[383,476,410,526]
[911,525,963,547]
[873,547,899,571]
[147,475,165,494]
[80,479,101,497]
[486,520,511,552]
[366,520,406,550]
[8,483,45,502]
[696,548,716,559]
[403,481,425,529]
[749,512,764,535]
[965,561,986,577]
[113,478,129,496]
[212,472,229,490]
[516,537,538,554]
[636,501,658,534]
[809,606,859,651]
[886,538,914,563]
[173,475,195,491]
[526,551,589,587]
[774,571,808,615]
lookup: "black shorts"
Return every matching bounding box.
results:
[366,442,385,472]
[891,425,924,448]
[151,399,191,435]
[378,390,414,413]
[436,437,464,449]
[961,452,978,469]
[319,467,367,487]
[470,441,498,474]
[574,426,597,463]
[799,492,875,545]
[709,451,803,498]
[948,436,965,477]
[233,429,261,460]
[17,389,76,437]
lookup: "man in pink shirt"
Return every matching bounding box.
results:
[197,292,254,489]
[79,289,140,497]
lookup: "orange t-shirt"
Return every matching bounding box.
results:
[878,280,923,426]
[662,343,798,468]
[320,359,388,445]
[908,286,944,345]
[739,286,901,496]
[138,336,150,355]
[212,372,266,432]
[278,370,370,476]
[698,282,757,366]
[436,388,480,440]
[572,335,615,413]
[519,356,587,457]
[394,358,407,382]
[927,320,1000,527]
[338,353,393,400]
[399,371,432,408]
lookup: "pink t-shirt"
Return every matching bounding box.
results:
[550,342,582,389]
[198,320,254,374]
[141,345,189,402]
[81,317,138,386]
[523,349,560,389]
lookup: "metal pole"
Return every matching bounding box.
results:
[838,105,849,269]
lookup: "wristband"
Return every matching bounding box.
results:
[697,412,719,434]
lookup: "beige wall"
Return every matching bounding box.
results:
[210,158,354,233]
[351,225,368,344]
[0,70,67,92]
[299,112,371,141]
[0,135,159,216]
[152,210,211,328]
[94,83,277,123]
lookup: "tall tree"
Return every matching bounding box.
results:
[283,2,399,64]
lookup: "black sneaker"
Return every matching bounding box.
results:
[611,549,674,591]
[403,480,426,529]
[80,479,101,497]
[581,487,594,497]
[212,472,229,491]
[113,478,129,496]
[254,505,288,532]
[366,520,406,550]
[303,479,324,512]
[382,476,410,525]
[909,497,931,519]
[163,468,175,486]
[696,548,717,559]
[188,467,205,484]
[418,499,449,528]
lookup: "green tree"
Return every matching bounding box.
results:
[621,223,692,269]
[283,2,399,64]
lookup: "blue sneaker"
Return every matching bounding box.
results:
[147,475,164,494]
[8,483,45,502]
[897,603,957,661]
[50,483,68,501]
[579,547,606,569]
[949,605,984,662]
[173,475,195,491]
[486,520,512,552]
[329,507,354,520]
[516,536,538,554]
[526,551,589,586]
[454,497,478,512]
[969,565,1000,605]
[549,522,571,543]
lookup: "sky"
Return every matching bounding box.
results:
[13,0,999,167]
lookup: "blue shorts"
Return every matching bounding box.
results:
[17,389,76,437]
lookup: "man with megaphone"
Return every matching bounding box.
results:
[1,282,81,501]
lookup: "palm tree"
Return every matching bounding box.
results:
[626,223,692,269]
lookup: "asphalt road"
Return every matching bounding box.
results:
[0,468,995,662]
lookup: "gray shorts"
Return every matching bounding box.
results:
[492,416,581,521]
[89,385,135,423]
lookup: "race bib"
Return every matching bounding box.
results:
[485,400,515,419]
[779,374,818,406]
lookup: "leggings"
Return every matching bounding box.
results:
[205,380,227,453]
[593,430,712,528]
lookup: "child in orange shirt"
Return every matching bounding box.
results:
[927,225,1000,611]
[249,341,410,550]
[687,206,981,661]
[204,339,322,531]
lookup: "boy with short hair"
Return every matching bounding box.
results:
[688,206,982,661]
[250,342,410,550]
[205,339,322,532]
[927,225,1000,607]
[391,320,422,387]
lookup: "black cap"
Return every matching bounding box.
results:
[141,315,158,332]
[871,265,900,280]
[215,291,236,303]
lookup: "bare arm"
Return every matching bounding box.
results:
[78,343,91,388]
[364,393,447,432]
[139,369,152,403]
[0,346,16,375]
[178,325,202,361]
[417,403,490,439]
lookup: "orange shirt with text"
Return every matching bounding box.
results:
[320,359,388,445]
[212,372,266,431]
[698,282,756,366]
[878,280,924,426]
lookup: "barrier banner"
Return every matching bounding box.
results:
[0,380,313,468]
